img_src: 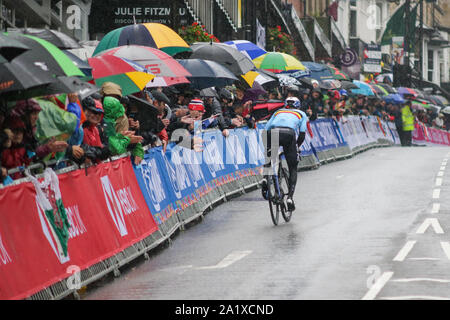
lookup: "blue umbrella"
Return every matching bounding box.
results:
[301,61,333,81]
[351,80,375,96]
[223,40,267,60]
[383,93,405,105]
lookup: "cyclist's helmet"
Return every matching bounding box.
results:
[285,97,301,109]
[339,89,348,97]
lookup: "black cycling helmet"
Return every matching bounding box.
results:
[219,88,234,103]
[287,85,300,93]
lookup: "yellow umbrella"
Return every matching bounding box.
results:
[241,70,275,87]
[252,52,306,73]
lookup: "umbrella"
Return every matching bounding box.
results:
[411,103,425,111]
[340,80,359,90]
[374,84,389,96]
[351,80,375,96]
[88,55,155,96]
[301,61,334,80]
[96,45,191,88]
[190,42,255,76]
[68,40,98,60]
[241,70,276,88]
[368,83,386,97]
[243,81,267,102]
[0,33,29,61]
[177,59,238,90]
[276,74,301,87]
[63,50,92,77]
[223,40,267,60]
[383,93,405,105]
[7,34,84,78]
[253,52,306,73]
[397,87,418,97]
[441,106,450,115]
[327,66,350,80]
[376,83,397,94]
[430,95,448,106]
[200,87,220,99]
[8,28,81,50]
[93,23,191,57]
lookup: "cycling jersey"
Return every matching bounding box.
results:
[265,108,308,138]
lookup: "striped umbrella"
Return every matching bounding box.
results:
[253,52,306,73]
[374,84,389,96]
[397,87,419,97]
[223,40,267,60]
[241,70,276,88]
[93,23,191,57]
[96,45,191,87]
[88,55,155,96]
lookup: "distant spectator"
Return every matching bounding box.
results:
[1,117,31,179]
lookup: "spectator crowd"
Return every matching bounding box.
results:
[1,80,449,185]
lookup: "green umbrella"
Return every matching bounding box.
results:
[327,65,350,80]
[6,33,84,78]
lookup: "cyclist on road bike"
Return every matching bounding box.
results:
[261,96,308,212]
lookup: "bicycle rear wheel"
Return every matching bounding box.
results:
[268,176,279,226]
[279,161,292,223]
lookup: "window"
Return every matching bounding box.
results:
[350,8,357,37]
[428,49,434,82]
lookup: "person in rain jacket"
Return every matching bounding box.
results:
[102,96,144,165]
[1,117,31,179]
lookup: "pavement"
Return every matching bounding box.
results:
[82,146,450,300]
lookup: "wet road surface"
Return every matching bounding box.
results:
[83,146,450,300]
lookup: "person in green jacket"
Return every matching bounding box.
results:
[401,101,415,147]
[102,96,144,165]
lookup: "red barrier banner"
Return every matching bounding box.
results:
[0,157,158,300]
[413,123,450,146]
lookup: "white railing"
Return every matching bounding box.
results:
[290,6,315,60]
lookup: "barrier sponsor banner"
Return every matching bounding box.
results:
[0,157,157,300]
[413,122,450,146]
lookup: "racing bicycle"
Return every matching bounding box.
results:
[264,149,292,226]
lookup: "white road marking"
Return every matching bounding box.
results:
[336,175,344,179]
[431,203,441,214]
[393,241,416,261]
[438,171,444,177]
[416,218,444,234]
[408,257,441,261]
[440,166,446,171]
[380,296,450,300]
[392,278,450,283]
[160,265,194,274]
[436,178,443,187]
[361,272,393,300]
[440,242,450,260]
[197,250,252,270]
[433,189,441,199]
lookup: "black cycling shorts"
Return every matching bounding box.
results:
[265,127,298,166]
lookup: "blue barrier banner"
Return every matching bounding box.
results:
[133,148,177,225]
[310,119,344,151]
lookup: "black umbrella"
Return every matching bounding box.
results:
[190,42,255,76]
[376,83,397,94]
[200,87,219,99]
[177,59,238,90]
[8,28,81,50]
[340,80,359,90]
[0,33,29,61]
[63,50,92,77]
[0,59,55,98]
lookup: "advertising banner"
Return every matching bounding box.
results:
[0,158,157,300]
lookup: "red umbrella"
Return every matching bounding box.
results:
[97,45,191,87]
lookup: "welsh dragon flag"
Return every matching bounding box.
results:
[27,168,71,258]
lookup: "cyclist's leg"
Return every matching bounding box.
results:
[261,129,274,200]
[278,128,299,210]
